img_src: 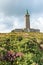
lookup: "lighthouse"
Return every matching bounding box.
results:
[25,10,30,31]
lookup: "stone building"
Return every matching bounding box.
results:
[25,10,30,30]
[11,10,40,32]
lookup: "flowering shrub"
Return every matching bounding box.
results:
[0,32,43,65]
[4,50,24,62]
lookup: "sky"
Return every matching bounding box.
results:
[0,0,43,33]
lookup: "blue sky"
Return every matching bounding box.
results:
[0,0,43,33]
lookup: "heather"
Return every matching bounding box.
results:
[0,32,43,65]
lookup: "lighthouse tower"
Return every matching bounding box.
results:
[25,10,30,31]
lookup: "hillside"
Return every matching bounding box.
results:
[0,32,43,65]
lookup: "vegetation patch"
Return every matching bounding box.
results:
[0,32,43,65]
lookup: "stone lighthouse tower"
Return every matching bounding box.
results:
[25,10,30,31]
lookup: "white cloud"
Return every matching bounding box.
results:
[0,24,6,30]
[31,17,43,32]
[0,0,43,33]
[0,11,43,33]
[0,23,11,33]
[0,13,25,33]
[13,18,19,29]
[13,17,25,29]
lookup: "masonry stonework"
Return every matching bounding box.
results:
[11,10,40,32]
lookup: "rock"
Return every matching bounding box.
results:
[36,63,38,65]
[40,44,43,50]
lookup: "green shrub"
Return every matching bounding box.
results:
[17,36,23,41]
